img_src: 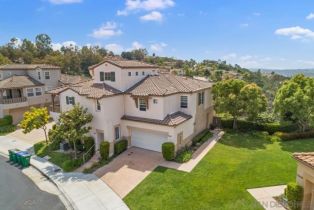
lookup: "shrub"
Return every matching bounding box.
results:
[0,115,13,126]
[162,142,175,161]
[274,130,314,141]
[100,141,110,160]
[0,125,16,134]
[192,130,213,146]
[62,158,83,172]
[175,148,192,163]
[48,125,63,150]
[286,182,303,210]
[33,141,49,157]
[114,139,128,155]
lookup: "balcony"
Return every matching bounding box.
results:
[0,97,27,104]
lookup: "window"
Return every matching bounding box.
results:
[27,88,34,97]
[44,71,50,80]
[96,100,101,111]
[100,72,104,82]
[104,72,115,82]
[136,72,138,76]
[35,87,42,96]
[128,72,131,76]
[142,71,145,76]
[115,126,120,140]
[180,96,188,108]
[153,99,158,104]
[66,96,75,105]
[38,72,41,80]
[198,92,205,105]
[139,98,147,111]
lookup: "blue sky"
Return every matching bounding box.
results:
[1,0,314,69]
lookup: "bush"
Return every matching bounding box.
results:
[162,142,175,161]
[48,125,63,150]
[192,130,213,146]
[274,130,314,141]
[0,115,13,126]
[100,141,110,160]
[34,141,49,157]
[175,148,192,163]
[62,158,83,172]
[286,182,303,210]
[221,119,298,134]
[0,125,16,134]
[114,139,128,155]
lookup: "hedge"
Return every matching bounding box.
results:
[221,119,298,134]
[114,139,128,155]
[192,130,213,146]
[0,125,16,134]
[34,141,49,157]
[100,141,110,160]
[62,159,83,172]
[0,115,13,127]
[175,148,192,163]
[274,130,314,141]
[162,142,175,161]
[286,182,303,210]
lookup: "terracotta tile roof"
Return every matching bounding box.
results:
[60,74,90,85]
[0,75,44,89]
[0,64,60,70]
[122,111,192,127]
[293,153,314,169]
[126,74,212,96]
[48,80,122,99]
[89,58,157,70]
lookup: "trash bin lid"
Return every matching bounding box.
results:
[17,151,28,156]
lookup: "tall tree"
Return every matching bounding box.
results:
[35,34,52,58]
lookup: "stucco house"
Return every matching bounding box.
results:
[293,153,314,210]
[0,64,61,124]
[49,58,214,155]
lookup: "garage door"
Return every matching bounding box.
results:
[131,128,168,152]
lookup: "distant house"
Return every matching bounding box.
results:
[0,64,61,124]
[49,58,214,155]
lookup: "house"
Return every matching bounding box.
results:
[0,64,61,124]
[49,58,214,155]
[293,153,314,210]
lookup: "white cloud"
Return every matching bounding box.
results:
[306,13,314,20]
[240,23,249,27]
[150,42,167,52]
[52,41,78,51]
[117,0,174,16]
[222,53,237,60]
[275,26,314,40]
[131,41,144,50]
[90,22,122,39]
[140,11,163,22]
[105,43,124,54]
[253,12,261,16]
[48,0,82,5]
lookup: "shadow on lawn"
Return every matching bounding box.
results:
[279,138,314,153]
[219,131,272,150]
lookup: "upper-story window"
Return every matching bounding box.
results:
[180,96,188,108]
[44,71,50,80]
[38,72,41,80]
[128,72,131,76]
[35,87,42,96]
[139,98,147,111]
[96,100,101,111]
[198,92,205,105]
[66,96,75,105]
[153,99,158,104]
[100,72,115,82]
[100,72,105,81]
[27,88,34,97]
[142,71,145,76]
[136,72,139,76]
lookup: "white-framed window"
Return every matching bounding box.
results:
[139,98,147,111]
[66,96,75,105]
[96,100,101,111]
[27,88,34,97]
[198,92,204,105]
[136,72,138,76]
[180,96,188,108]
[44,71,50,80]
[128,72,131,76]
[153,99,158,104]
[104,72,115,81]
[38,72,41,80]
[114,126,120,140]
[35,87,42,96]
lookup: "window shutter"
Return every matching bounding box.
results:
[111,72,115,82]
[100,72,104,81]
[72,97,75,105]
[66,96,69,105]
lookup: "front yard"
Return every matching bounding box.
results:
[124,131,314,210]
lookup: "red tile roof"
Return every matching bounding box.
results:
[0,64,60,70]
[0,75,44,89]
[293,153,314,169]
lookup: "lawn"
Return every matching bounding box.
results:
[124,131,314,210]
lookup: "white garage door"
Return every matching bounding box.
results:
[131,128,168,152]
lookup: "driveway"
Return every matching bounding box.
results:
[94,147,163,198]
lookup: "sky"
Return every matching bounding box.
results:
[1,0,314,69]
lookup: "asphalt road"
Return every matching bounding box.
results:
[0,156,66,210]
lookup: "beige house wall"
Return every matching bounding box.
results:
[296,163,314,210]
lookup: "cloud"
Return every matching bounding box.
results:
[48,0,82,4]
[117,0,174,16]
[105,43,124,53]
[140,11,163,22]
[90,22,122,39]
[275,26,314,40]
[240,23,249,27]
[131,41,144,50]
[253,12,261,16]
[306,13,314,20]
[150,42,167,52]
[52,41,78,51]
[222,53,237,60]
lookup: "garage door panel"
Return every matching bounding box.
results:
[131,128,168,152]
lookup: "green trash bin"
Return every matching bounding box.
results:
[10,149,20,163]
[16,151,27,166]
[21,153,31,168]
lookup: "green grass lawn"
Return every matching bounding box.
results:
[124,131,314,210]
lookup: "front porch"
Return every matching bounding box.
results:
[0,88,27,104]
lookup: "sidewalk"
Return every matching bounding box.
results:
[0,135,129,210]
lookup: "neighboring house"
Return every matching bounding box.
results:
[0,64,61,124]
[293,153,314,210]
[59,74,90,86]
[49,58,214,155]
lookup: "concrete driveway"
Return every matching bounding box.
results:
[94,147,163,198]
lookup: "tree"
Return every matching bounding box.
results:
[0,54,11,65]
[56,104,93,159]
[213,79,247,129]
[35,34,52,58]
[240,83,267,122]
[19,107,50,144]
[274,74,314,132]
